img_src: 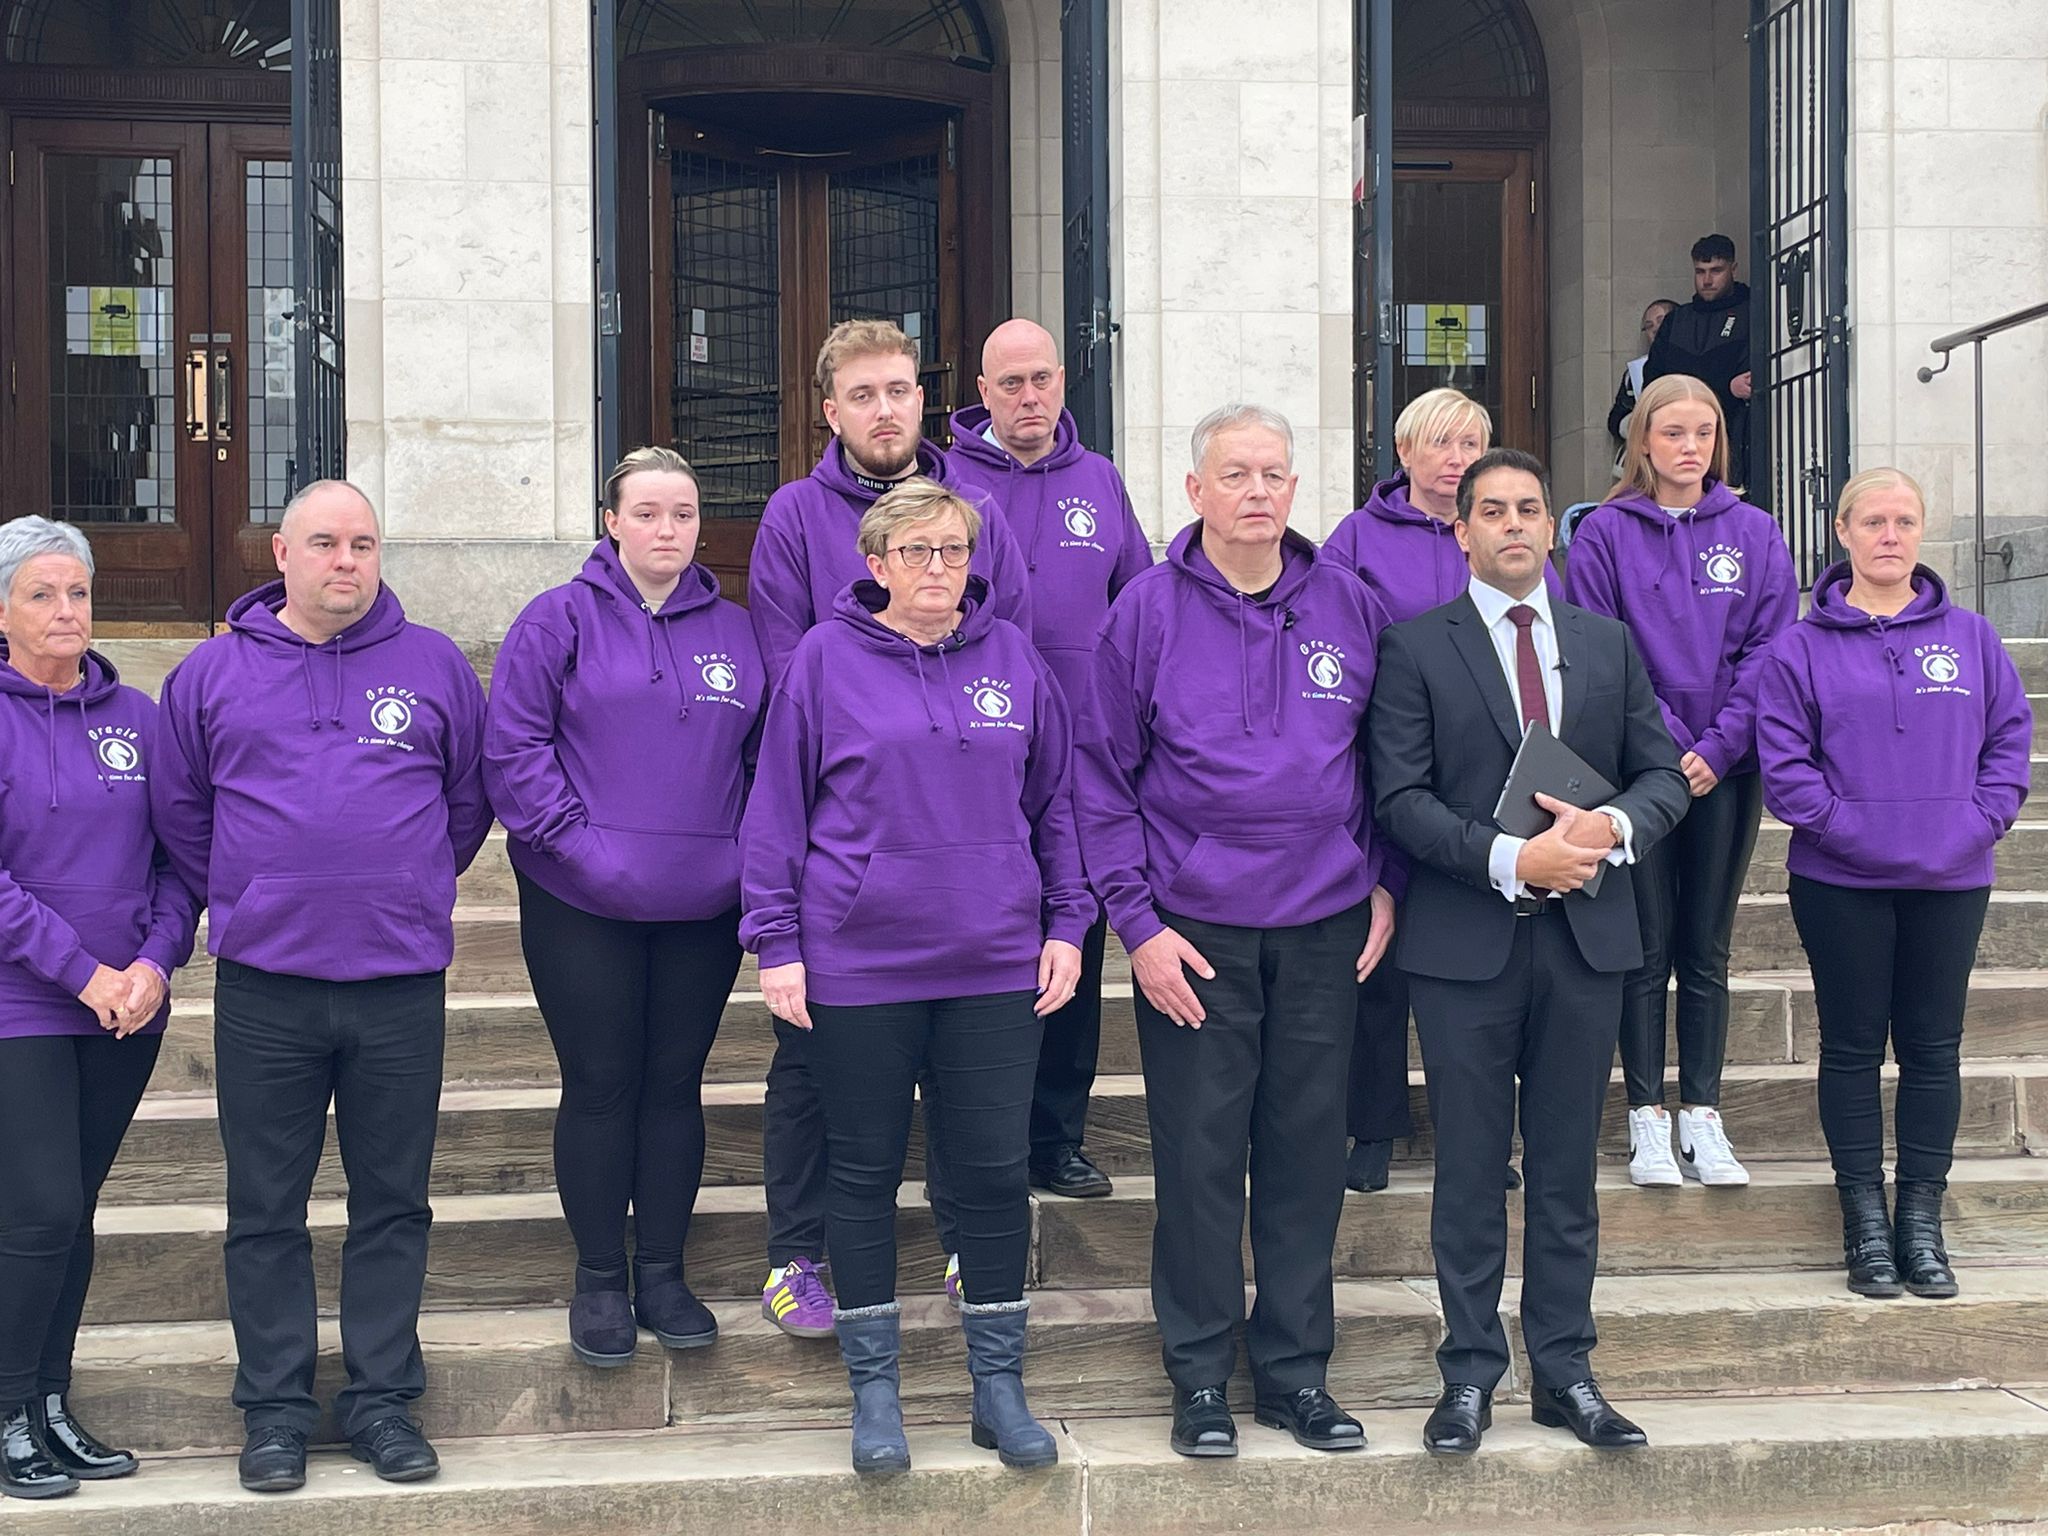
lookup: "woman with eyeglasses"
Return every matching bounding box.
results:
[741,478,1092,1478]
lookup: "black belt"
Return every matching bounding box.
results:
[1513,894,1561,917]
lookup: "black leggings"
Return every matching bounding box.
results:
[516,872,741,1272]
[804,991,1040,1311]
[1620,769,1763,1106]
[0,1031,161,1406]
[1787,875,1989,1189]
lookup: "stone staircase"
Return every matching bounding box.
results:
[24,637,2048,1534]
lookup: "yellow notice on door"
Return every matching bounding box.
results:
[1422,304,1470,366]
[88,287,140,357]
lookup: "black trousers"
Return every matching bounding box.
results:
[215,959,445,1438]
[1411,911,1620,1392]
[1030,915,1109,1157]
[803,991,1040,1310]
[1136,901,1368,1395]
[1619,770,1761,1107]
[1787,875,1989,1189]
[0,1032,161,1407]
[1346,955,1416,1143]
[516,873,741,1272]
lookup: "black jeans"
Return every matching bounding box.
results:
[516,874,741,1272]
[0,1032,161,1406]
[1135,901,1368,1395]
[1787,875,1989,1189]
[1346,954,1416,1143]
[215,959,445,1438]
[1031,915,1109,1158]
[1619,770,1762,1107]
[803,991,1040,1311]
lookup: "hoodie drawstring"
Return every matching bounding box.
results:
[933,643,970,748]
[38,689,108,807]
[1270,608,1286,737]
[1876,620,1907,732]
[295,643,346,729]
[331,643,344,728]
[909,646,945,737]
[43,692,58,809]
[642,604,691,722]
[1235,599,1253,736]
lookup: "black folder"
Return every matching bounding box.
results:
[1491,722,1618,897]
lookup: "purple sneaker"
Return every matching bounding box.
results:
[945,1253,963,1308]
[762,1257,836,1338]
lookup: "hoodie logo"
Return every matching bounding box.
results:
[370,698,413,736]
[1300,641,1356,704]
[1057,497,1107,553]
[965,676,1025,731]
[1915,644,1970,695]
[89,726,145,780]
[701,660,737,694]
[1064,504,1097,539]
[362,687,420,753]
[1698,544,1746,594]
[692,652,749,711]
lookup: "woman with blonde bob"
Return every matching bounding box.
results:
[1566,374,1799,1192]
[1758,468,2029,1300]
[741,478,1092,1477]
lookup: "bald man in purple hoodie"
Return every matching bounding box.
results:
[152,482,489,1494]
[949,318,1154,1203]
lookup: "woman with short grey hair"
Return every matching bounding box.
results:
[0,517,199,1500]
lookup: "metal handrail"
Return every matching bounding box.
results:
[1917,300,2048,610]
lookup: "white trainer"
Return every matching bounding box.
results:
[1678,1106,1751,1187]
[1627,1105,1682,1187]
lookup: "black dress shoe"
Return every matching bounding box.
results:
[1029,1144,1113,1199]
[1169,1385,1237,1458]
[30,1393,137,1480]
[348,1416,440,1483]
[1346,1138,1392,1192]
[238,1425,308,1493]
[1253,1386,1365,1452]
[1422,1384,1491,1457]
[1532,1380,1647,1449]
[2,1402,77,1501]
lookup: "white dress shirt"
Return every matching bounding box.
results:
[1465,577,1635,902]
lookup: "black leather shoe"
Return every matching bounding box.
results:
[348,1416,440,1483]
[1346,1138,1392,1192]
[1532,1380,1647,1449]
[1169,1385,1237,1458]
[30,1393,137,1480]
[1029,1144,1113,1199]
[634,1260,719,1350]
[1253,1386,1365,1452]
[1422,1384,1491,1457]
[238,1425,308,1493]
[2,1402,77,1501]
[1839,1183,1905,1298]
[1893,1181,1959,1299]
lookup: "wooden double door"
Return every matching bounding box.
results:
[5,117,293,626]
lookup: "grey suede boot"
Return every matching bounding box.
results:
[834,1303,911,1476]
[961,1300,1058,1469]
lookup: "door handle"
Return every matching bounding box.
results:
[211,349,234,442]
[185,349,211,442]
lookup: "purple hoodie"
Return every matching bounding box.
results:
[1565,480,1798,778]
[1077,525,1401,952]
[485,541,764,923]
[749,438,1034,685]
[1322,471,1560,623]
[946,405,1153,705]
[0,646,199,1038]
[740,576,1093,1007]
[1757,564,2030,890]
[152,582,492,982]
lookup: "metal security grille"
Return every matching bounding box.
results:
[1061,0,1112,453]
[671,151,781,519]
[829,155,946,439]
[290,0,345,490]
[1750,0,1849,587]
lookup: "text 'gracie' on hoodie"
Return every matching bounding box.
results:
[946,404,1154,707]
[1322,471,1560,624]
[739,576,1094,1008]
[0,645,199,1038]
[1565,479,1798,778]
[151,582,493,982]
[1756,563,2031,891]
[748,438,1035,686]
[1076,524,1404,954]
[485,539,765,924]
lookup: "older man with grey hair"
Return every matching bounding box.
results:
[1075,404,1402,1459]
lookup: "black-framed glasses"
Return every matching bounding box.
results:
[887,541,974,569]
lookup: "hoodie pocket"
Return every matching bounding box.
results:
[1163,826,1367,918]
[1817,797,1997,885]
[21,880,151,964]
[555,822,740,919]
[218,872,426,966]
[830,843,1042,973]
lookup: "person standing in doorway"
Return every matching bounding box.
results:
[948,318,1153,1203]
[1607,299,1680,468]
[1645,235,1752,485]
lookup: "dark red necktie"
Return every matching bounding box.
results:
[1507,604,1548,734]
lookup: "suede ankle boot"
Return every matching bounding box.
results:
[961,1300,1058,1469]
[835,1303,911,1476]
[634,1259,718,1349]
[569,1262,638,1367]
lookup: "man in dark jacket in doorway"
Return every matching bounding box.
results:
[1644,233,1752,485]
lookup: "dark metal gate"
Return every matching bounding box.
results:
[1353,0,1394,493]
[1749,0,1849,586]
[1061,0,1113,453]
[290,0,346,488]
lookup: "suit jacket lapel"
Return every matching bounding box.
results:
[1446,594,1524,752]
[1558,604,1589,743]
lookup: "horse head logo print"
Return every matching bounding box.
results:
[1305,650,1344,690]
[972,686,1014,719]
[96,737,140,773]
[1704,550,1743,585]
[1922,651,1961,685]
[1063,505,1098,539]
[370,697,414,736]
[700,660,738,694]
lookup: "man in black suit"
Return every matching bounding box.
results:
[1366,448,1689,1457]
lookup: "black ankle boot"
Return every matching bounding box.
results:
[1893,1180,1959,1299]
[1838,1183,1903,1298]
[569,1263,638,1367]
[633,1259,718,1350]
[1,1401,77,1500]
[29,1393,136,1480]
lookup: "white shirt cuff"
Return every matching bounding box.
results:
[1488,833,1527,902]
[1597,806,1637,866]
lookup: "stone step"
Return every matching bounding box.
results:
[81,1160,2048,1325]
[15,1390,2048,1536]
[1761,967,2048,1063]
[1746,821,2048,893]
[1733,892,2048,972]
[2010,639,2048,693]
